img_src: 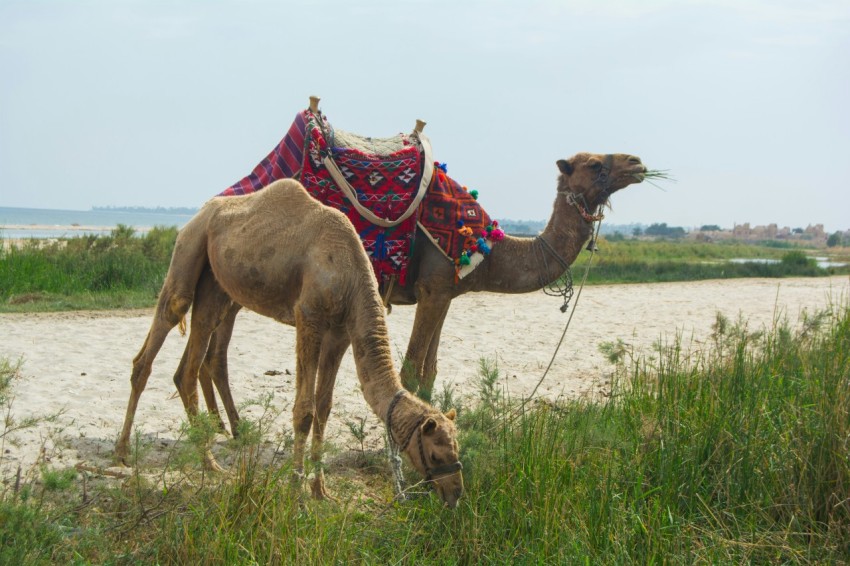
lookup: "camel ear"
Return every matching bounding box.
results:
[422,417,437,435]
[445,408,457,421]
[557,159,573,175]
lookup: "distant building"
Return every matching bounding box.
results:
[689,222,830,246]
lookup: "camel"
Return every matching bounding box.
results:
[114,179,464,508]
[392,152,647,399]
[182,151,648,440]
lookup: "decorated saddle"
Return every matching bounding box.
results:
[219,106,505,289]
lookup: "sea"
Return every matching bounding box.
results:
[0,207,195,239]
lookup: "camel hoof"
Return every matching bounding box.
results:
[311,479,336,502]
[113,445,131,467]
[203,451,225,473]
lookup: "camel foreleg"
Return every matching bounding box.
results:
[420,305,451,400]
[309,331,349,500]
[402,294,452,402]
[291,309,322,489]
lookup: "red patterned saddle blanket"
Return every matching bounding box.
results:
[220,108,504,288]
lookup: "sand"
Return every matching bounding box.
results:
[1,276,847,483]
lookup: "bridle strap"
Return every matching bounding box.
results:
[386,389,462,481]
[556,153,614,223]
[386,389,421,451]
[417,429,463,480]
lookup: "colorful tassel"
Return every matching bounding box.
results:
[469,189,478,200]
[490,228,505,241]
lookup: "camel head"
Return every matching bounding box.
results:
[404,408,464,508]
[556,153,646,210]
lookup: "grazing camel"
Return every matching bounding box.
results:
[114,179,464,507]
[184,151,648,438]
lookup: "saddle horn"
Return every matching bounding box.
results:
[414,119,426,134]
[309,96,320,113]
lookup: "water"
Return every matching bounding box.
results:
[729,257,847,269]
[0,207,195,239]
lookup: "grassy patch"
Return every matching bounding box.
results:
[3,232,849,313]
[1,300,849,562]
[0,225,176,311]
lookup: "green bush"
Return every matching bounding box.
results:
[0,225,177,305]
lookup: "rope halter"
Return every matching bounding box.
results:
[385,390,463,485]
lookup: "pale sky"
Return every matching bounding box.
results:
[1,0,848,231]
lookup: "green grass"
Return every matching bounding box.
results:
[577,239,850,283]
[0,225,176,311]
[2,301,849,563]
[2,230,848,312]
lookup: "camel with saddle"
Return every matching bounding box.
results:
[115,97,647,505]
[182,95,647,407]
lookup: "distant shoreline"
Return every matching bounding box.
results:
[91,206,198,215]
[1,224,157,232]
[0,224,162,244]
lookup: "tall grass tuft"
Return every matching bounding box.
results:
[1,301,849,562]
[0,225,177,309]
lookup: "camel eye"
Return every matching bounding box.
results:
[431,453,442,464]
[588,161,603,171]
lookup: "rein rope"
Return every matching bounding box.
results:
[525,218,602,404]
[385,390,415,498]
[518,156,614,412]
[536,235,574,313]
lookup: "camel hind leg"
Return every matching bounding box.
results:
[114,292,193,464]
[114,220,210,465]
[169,266,236,471]
[198,302,243,437]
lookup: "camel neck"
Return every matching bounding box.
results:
[346,287,408,422]
[538,191,595,265]
[472,191,594,293]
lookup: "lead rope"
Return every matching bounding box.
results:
[384,390,408,499]
[514,217,603,419]
[384,390,430,501]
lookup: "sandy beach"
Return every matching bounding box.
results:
[1,276,847,483]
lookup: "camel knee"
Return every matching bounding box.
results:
[400,358,420,393]
[297,413,313,435]
[163,295,192,327]
[129,359,150,390]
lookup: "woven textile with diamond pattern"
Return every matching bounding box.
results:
[219,108,501,288]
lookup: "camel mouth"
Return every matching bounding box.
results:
[609,164,649,192]
[432,477,463,509]
[627,164,648,181]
